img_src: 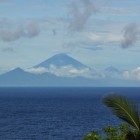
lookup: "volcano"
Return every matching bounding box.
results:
[34,53,89,69]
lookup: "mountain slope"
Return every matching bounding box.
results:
[0,57,140,87]
[34,53,89,69]
[105,66,120,73]
[0,68,140,87]
[0,68,38,86]
[0,67,101,87]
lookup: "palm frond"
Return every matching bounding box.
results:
[103,94,140,131]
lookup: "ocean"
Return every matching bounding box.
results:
[0,87,139,140]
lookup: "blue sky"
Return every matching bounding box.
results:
[0,0,140,75]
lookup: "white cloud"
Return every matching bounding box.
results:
[49,65,91,77]
[26,64,125,80]
[10,65,140,81]
[25,65,99,78]
[88,32,123,43]
[123,67,140,80]
[25,67,48,74]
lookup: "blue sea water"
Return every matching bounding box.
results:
[0,87,139,140]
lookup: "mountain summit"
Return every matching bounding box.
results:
[34,53,89,69]
[105,66,120,73]
[0,55,140,87]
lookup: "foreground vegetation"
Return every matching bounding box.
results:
[84,94,140,140]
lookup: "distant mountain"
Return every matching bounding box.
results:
[0,55,140,87]
[34,53,89,69]
[1,68,29,77]
[104,66,122,79]
[0,68,36,86]
[0,67,140,87]
[105,66,120,73]
[0,67,57,86]
[0,67,103,87]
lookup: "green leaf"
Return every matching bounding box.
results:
[103,94,140,131]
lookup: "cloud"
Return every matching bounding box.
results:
[0,27,24,42]
[85,23,140,49]
[25,65,140,81]
[79,41,103,51]
[63,40,103,53]
[26,23,40,38]
[123,67,140,80]
[88,32,122,43]
[25,65,99,78]
[48,65,92,77]
[121,23,140,48]
[69,0,98,31]
[0,20,41,42]
[25,67,48,74]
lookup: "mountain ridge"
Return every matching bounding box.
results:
[34,53,89,69]
[0,54,140,87]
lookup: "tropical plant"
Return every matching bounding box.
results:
[103,94,140,139]
[83,123,130,140]
[83,94,140,140]
[83,130,102,140]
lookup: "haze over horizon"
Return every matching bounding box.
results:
[0,0,140,82]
